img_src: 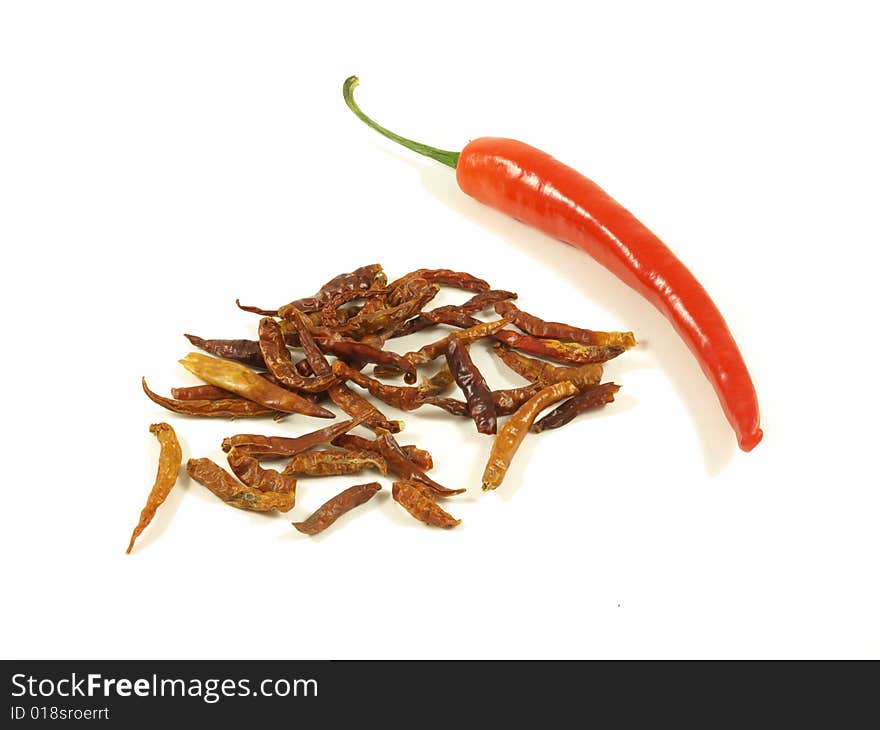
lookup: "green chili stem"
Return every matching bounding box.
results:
[343,76,460,169]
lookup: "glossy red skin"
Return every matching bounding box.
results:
[457,138,762,451]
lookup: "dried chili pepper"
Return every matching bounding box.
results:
[390,289,517,337]
[279,263,385,316]
[332,360,423,411]
[330,434,433,471]
[375,428,464,497]
[494,301,636,348]
[406,317,512,367]
[257,317,337,392]
[388,268,490,293]
[187,458,296,512]
[493,330,625,365]
[319,337,417,384]
[282,449,387,477]
[285,305,402,431]
[179,352,335,418]
[292,482,382,535]
[492,342,603,389]
[482,381,578,491]
[170,383,233,401]
[445,335,496,434]
[392,480,460,528]
[344,77,761,451]
[226,447,297,495]
[126,423,182,554]
[420,382,545,418]
[338,279,439,339]
[319,284,386,328]
[221,418,362,459]
[532,383,621,433]
[142,378,277,418]
[184,334,266,369]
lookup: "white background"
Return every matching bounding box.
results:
[1,1,877,659]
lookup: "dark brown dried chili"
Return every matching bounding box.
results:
[420,382,546,418]
[392,480,460,528]
[292,482,381,535]
[531,383,621,433]
[184,334,266,369]
[186,458,296,512]
[445,335,496,435]
[320,337,417,384]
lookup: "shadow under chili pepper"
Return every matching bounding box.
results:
[385,150,736,475]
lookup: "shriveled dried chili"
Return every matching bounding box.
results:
[184,334,266,369]
[320,337,417,384]
[482,381,578,491]
[494,301,636,348]
[126,423,182,554]
[285,305,402,431]
[420,382,545,418]
[279,263,385,316]
[282,449,387,477]
[406,317,512,367]
[388,268,490,293]
[179,352,335,418]
[492,343,603,388]
[532,383,621,432]
[330,434,434,471]
[186,458,296,512]
[392,480,460,528]
[221,418,362,458]
[493,330,625,365]
[226,447,297,495]
[445,335,496,434]
[332,360,423,411]
[257,317,337,392]
[292,482,381,535]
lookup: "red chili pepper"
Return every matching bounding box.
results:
[343,77,762,452]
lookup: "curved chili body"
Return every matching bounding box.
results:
[456,139,762,451]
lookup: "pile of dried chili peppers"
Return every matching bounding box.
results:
[129,264,632,551]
